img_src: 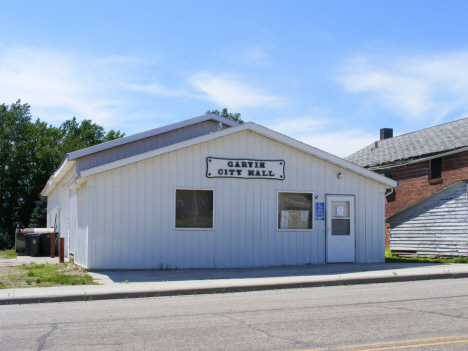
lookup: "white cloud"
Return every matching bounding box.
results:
[338,52,468,121]
[188,72,285,109]
[268,117,375,158]
[0,46,131,127]
[124,82,195,98]
[0,45,286,133]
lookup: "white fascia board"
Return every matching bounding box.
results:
[78,122,398,188]
[40,157,76,196]
[68,114,238,160]
[79,123,252,178]
[248,123,398,189]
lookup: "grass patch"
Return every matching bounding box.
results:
[0,262,97,289]
[385,250,468,264]
[0,249,17,259]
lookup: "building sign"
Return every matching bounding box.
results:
[206,157,285,180]
[316,202,325,220]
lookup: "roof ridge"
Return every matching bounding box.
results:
[379,116,468,145]
[67,113,239,160]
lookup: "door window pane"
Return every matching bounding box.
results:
[278,192,313,230]
[332,219,350,235]
[332,201,350,217]
[176,190,213,228]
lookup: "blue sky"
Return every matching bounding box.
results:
[1,1,468,157]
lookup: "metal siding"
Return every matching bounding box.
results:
[87,130,384,269]
[74,183,88,267]
[76,121,220,172]
[68,189,77,257]
[389,181,468,257]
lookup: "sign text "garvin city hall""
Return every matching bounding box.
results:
[206,158,285,180]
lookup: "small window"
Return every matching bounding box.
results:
[278,192,313,230]
[382,169,392,179]
[175,189,213,229]
[331,201,350,235]
[430,158,442,180]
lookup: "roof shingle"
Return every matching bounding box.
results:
[345,117,468,168]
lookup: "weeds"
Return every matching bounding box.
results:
[0,262,96,289]
[0,249,17,259]
[385,250,468,264]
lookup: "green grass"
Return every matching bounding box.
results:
[0,262,97,289]
[385,250,468,264]
[0,249,17,259]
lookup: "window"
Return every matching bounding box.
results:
[331,201,350,235]
[175,189,214,229]
[381,168,392,179]
[278,192,313,230]
[430,157,442,180]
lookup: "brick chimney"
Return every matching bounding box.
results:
[380,128,393,140]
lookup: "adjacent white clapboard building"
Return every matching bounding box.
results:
[41,113,397,269]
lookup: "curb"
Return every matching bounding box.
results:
[1,272,467,305]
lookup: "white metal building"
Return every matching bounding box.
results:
[41,113,397,269]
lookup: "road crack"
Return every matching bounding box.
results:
[380,304,468,322]
[37,323,58,351]
[221,313,317,349]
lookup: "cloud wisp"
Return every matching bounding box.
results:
[268,116,375,158]
[0,44,284,132]
[338,52,468,121]
[0,46,135,127]
[188,72,285,109]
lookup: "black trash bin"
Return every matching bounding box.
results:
[29,234,42,257]
[24,233,32,256]
[40,233,51,257]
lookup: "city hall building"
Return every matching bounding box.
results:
[41,113,397,269]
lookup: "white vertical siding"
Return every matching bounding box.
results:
[46,166,78,259]
[84,130,386,269]
[74,183,88,267]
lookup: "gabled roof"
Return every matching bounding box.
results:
[68,113,239,160]
[346,117,468,168]
[41,113,239,196]
[77,122,398,189]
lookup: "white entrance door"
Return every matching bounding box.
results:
[326,195,355,263]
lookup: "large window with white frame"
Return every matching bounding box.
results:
[278,192,313,230]
[175,189,214,229]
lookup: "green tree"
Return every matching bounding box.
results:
[206,108,244,124]
[0,100,125,249]
[28,196,47,228]
[0,101,36,249]
[58,117,125,156]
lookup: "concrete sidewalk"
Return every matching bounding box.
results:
[2,257,468,305]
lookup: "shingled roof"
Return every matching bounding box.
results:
[346,117,468,168]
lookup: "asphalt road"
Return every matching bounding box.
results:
[1,279,468,351]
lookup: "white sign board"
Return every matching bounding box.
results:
[206,158,285,180]
[336,205,344,217]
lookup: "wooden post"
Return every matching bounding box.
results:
[50,233,55,258]
[59,237,64,263]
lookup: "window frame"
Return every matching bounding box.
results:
[277,190,315,232]
[174,187,215,231]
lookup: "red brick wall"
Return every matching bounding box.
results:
[378,150,468,249]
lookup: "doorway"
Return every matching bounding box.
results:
[326,195,355,263]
